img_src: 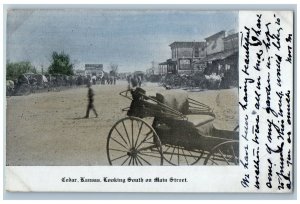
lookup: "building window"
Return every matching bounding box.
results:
[179,59,191,70]
[173,48,177,59]
[225,64,231,71]
[194,48,199,57]
[172,49,175,59]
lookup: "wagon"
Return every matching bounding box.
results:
[107,87,239,166]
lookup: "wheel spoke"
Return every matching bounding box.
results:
[181,149,189,165]
[136,133,154,150]
[137,144,157,152]
[162,144,204,165]
[110,137,128,150]
[177,147,180,165]
[164,145,171,153]
[137,155,151,165]
[114,127,129,147]
[231,145,238,164]
[131,119,134,148]
[134,121,144,147]
[169,147,176,161]
[138,152,162,159]
[128,156,133,165]
[135,157,140,166]
[218,149,230,165]
[187,150,198,161]
[136,156,143,166]
[132,157,136,166]
[197,150,204,161]
[111,154,128,162]
[208,157,219,165]
[144,135,154,142]
[163,151,202,158]
[121,156,130,165]
[121,121,131,147]
[109,148,128,153]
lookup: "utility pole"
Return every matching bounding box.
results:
[151,60,155,75]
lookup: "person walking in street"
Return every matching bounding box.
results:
[137,75,142,87]
[113,76,116,85]
[130,75,138,88]
[85,83,98,118]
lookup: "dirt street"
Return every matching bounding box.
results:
[6,82,238,166]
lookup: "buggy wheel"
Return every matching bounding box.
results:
[107,117,163,166]
[162,145,205,165]
[204,140,239,165]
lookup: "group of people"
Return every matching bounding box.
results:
[99,75,117,85]
[89,75,117,85]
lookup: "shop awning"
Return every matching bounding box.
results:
[200,50,238,62]
[159,59,177,65]
[159,62,168,65]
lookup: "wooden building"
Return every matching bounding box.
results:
[84,64,104,77]
[201,31,239,87]
[169,41,206,74]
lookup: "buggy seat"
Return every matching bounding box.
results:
[155,90,215,129]
[156,90,189,114]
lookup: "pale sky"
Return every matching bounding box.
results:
[6,10,238,72]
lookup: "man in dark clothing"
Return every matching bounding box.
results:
[137,75,142,87]
[130,75,138,88]
[85,83,98,118]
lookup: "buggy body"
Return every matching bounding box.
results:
[106,87,239,166]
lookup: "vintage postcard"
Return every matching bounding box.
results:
[4,7,294,192]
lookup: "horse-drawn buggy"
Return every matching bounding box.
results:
[107,87,239,166]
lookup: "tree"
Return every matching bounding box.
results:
[109,63,118,76]
[48,51,74,75]
[6,61,37,80]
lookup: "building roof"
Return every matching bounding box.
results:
[134,71,145,75]
[169,41,205,48]
[205,30,226,41]
[223,33,238,40]
[85,64,103,70]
